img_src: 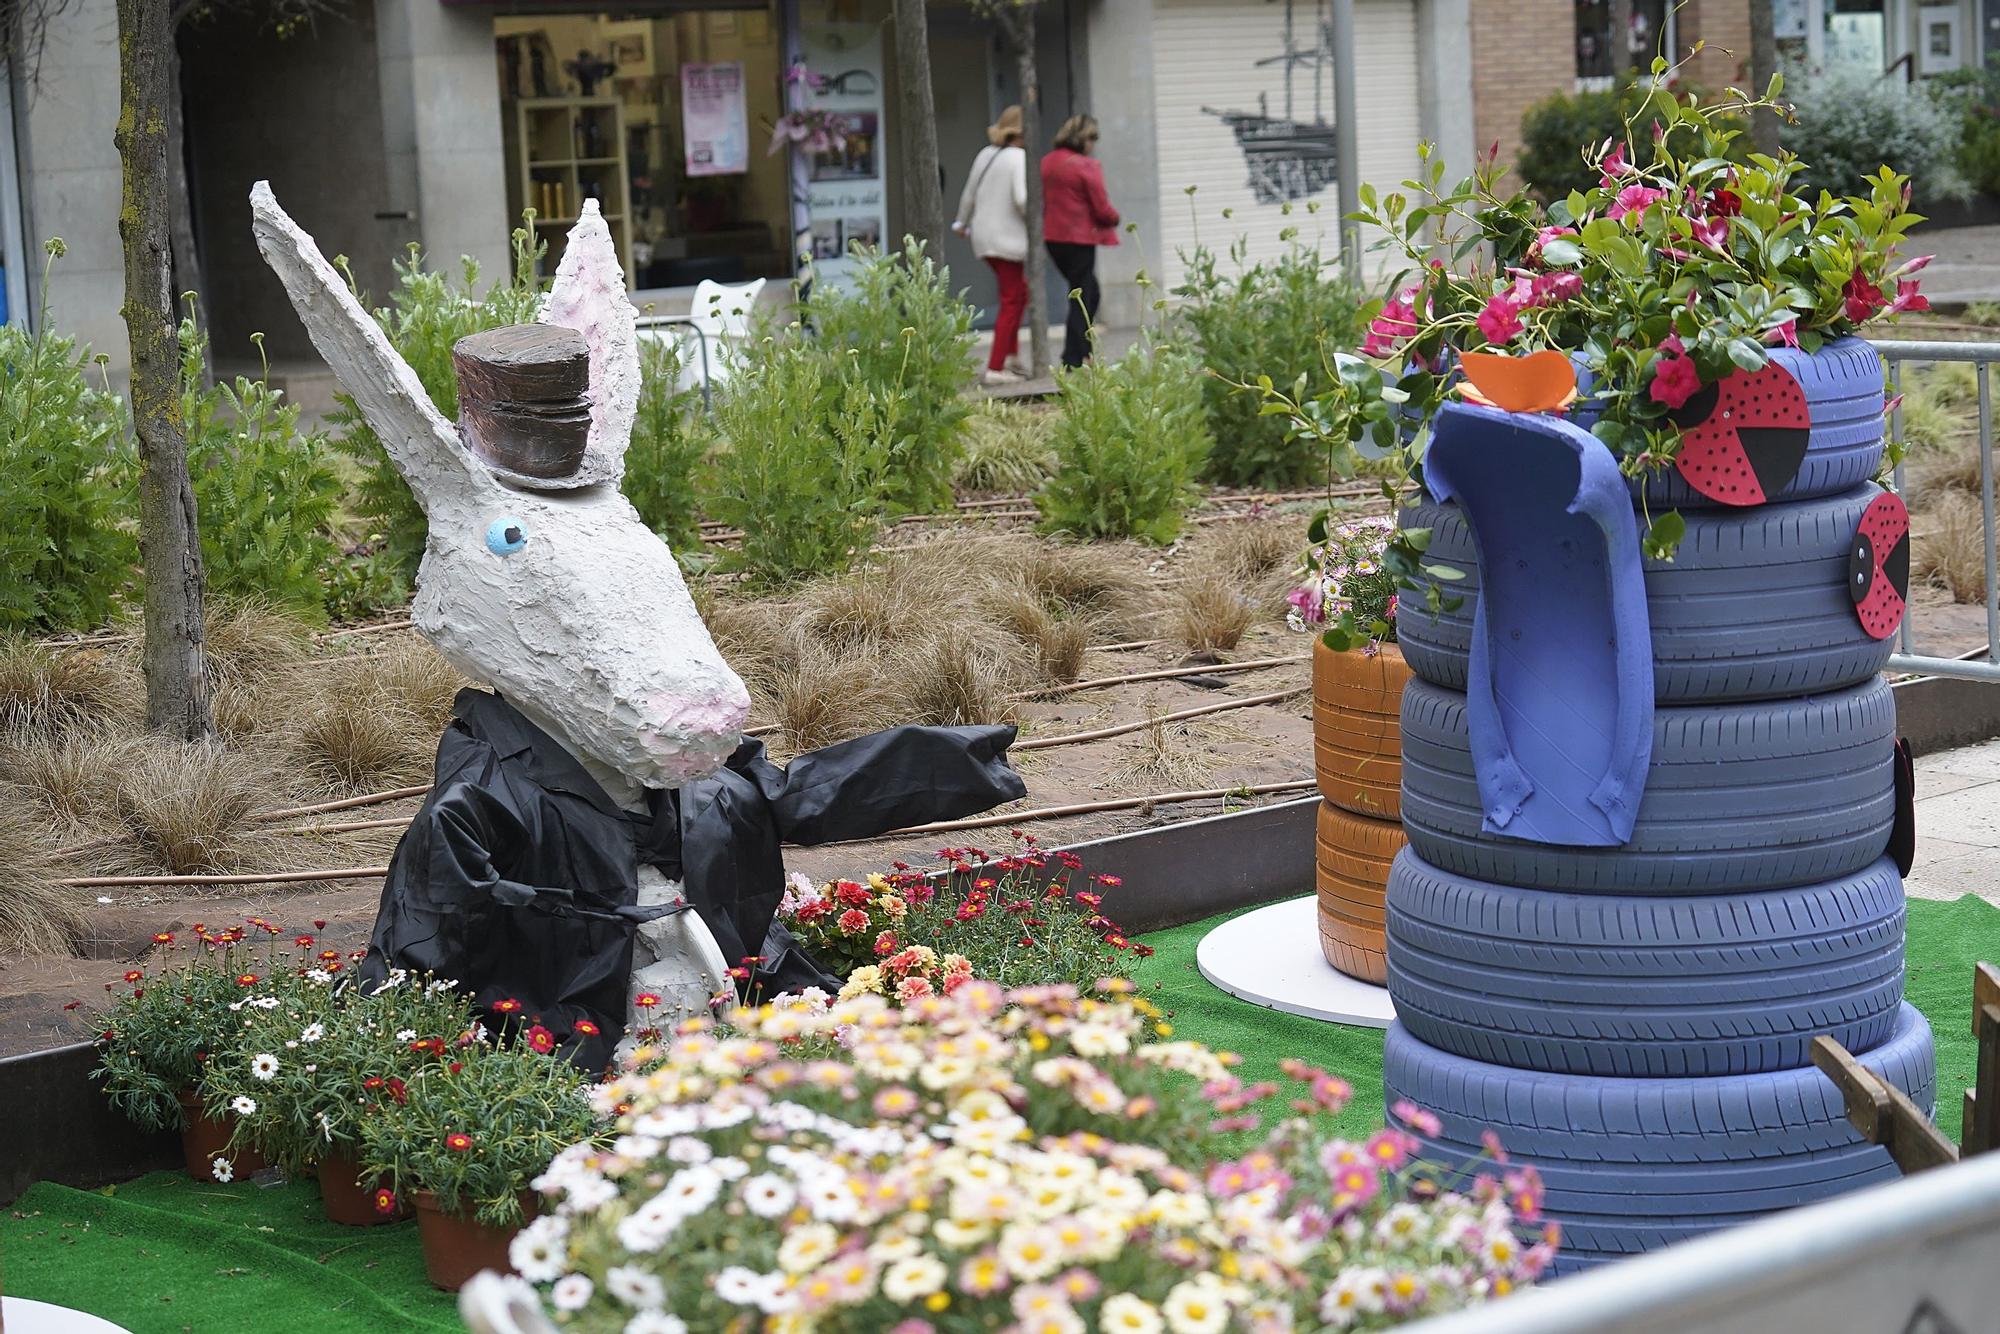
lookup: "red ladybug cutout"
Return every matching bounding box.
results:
[1850,491,1910,641]
[1668,361,1812,506]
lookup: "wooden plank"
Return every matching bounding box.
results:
[1970,999,2000,1157]
[1975,963,2000,1037]
[1812,1036,1959,1175]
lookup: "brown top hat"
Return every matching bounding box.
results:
[453,325,599,489]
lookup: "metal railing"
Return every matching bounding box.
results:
[1876,338,2000,683]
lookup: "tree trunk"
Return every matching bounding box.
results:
[118,0,211,741]
[997,6,1049,376]
[1749,0,1781,157]
[165,38,211,386]
[891,0,946,263]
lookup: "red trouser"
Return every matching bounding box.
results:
[985,257,1026,370]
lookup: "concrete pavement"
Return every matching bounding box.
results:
[1908,736,2000,904]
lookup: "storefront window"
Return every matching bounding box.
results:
[494,9,791,294]
[1824,0,1889,71]
[1573,0,1675,87]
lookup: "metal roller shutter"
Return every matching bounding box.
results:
[1151,0,1424,289]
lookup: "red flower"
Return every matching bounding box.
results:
[152,932,174,945]
[363,1076,385,1090]
[387,1077,408,1105]
[1105,934,1130,949]
[1844,271,1888,323]
[373,1188,397,1215]
[1609,184,1665,222]
[874,931,900,956]
[793,899,829,922]
[318,950,341,962]
[634,992,661,1009]
[1091,875,1122,888]
[294,935,315,948]
[444,1132,473,1152]
[1648,350,1701,410]
[727,965,750,981]
[836,909,871,935]
[313,919,327,930]
[448,1062,463,1074]
[123,970,143,983]
[524,1025,556,1054]
[1888,277,1930,315]
[954,899,988,923]
[324,960,344,973]
[63,1000,81,1011]
[834,881,872,908]
[492,998,523,1014]
[573,1019,601,1037]
[1131,943,1156,958]
[1076,891,1103,907]
[1475,293,1523,345]
[235,974,259,987]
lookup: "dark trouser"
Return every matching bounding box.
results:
[1046,241,1099,369]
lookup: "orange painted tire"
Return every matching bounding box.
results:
[1312,638,1411,820]
[1315,800,1406,985]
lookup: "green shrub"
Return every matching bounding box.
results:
[1036,339,1211,543]
[1174,239,1366,487]
[622,335,712,549]
[332,225,546,580]
[0,244,134,631]
[803,238,975,513]
[1787,67,1969,201]
[705,337,893,584]
[956,399,1057,493]
[1516,80,1684,202]
[1930,58,2000,196]
[179,311,342,620]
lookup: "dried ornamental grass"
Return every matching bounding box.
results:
[899,628,1023,729]
[1915,490,1990,604]
[198,599,313,688]
[769,647,902,754]
[0,727,131,828]
[1173,573,1258,653]
[0,639,136,736]
[0,791,84,954]
[111,740,276,877]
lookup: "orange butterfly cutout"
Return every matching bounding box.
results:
[1456,350,1579,414]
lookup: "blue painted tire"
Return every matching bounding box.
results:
[1384,849,1906,1076]
[1399,676,1895,893]
[1397,485,1896,703]
[1568,336,1885,509]
[1384,1003,1934,1272]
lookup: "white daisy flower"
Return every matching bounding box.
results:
[880,1254,947,1302]
[664,1136,711,1164]
[740,1173,796,1218]
[253,996,279,1009]
[623,1314,687,1334]
[396,1029,417,1042]
[605,1263,666,1309]
[230,1095,257,1117]
[508,1215,569,1283]
[210,1157,234,1184]
[1101,1294,1165,1334]
[712,1266,762,1305]
[250,1053,280,1081]
[300,1023,324,1043]
[1162,1280,1231,1334]
[550,1274,593,1311]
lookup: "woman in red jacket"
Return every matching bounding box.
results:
[1041,114,1120,369]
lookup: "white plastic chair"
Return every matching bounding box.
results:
[635,277,767,405]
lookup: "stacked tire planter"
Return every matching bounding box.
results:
[1385,336,1938,1273]
[1311,638,1411,983]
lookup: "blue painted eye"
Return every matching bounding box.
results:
[485,518,528,556]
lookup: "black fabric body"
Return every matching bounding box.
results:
[362,689,1024,1069]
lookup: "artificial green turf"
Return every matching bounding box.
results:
[6,894,1997,1331]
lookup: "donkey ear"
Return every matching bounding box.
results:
[250,181,483,515]
[542,202,639,484]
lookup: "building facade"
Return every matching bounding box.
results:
[2,0,1991,379]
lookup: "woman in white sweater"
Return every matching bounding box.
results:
[953,105,1029,385]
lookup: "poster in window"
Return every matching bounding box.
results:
[682,61,748,177]
[800,23,887,293]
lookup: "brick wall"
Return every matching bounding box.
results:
[1470,0,1578,189]
[1680,0,1754,96]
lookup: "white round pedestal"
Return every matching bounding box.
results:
[1195,895,1397,1029]
[1,1297,134,1333]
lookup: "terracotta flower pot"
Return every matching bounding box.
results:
[1314,800,1407,985]
[176,1089,267,1183]
[317,1154,406,1226]
[411,1190,536,1292]
[1311,638,1411,820]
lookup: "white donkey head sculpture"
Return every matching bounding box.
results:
[249,183,749,796]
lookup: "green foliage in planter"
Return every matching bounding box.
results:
[1787,67,1970,201]
[179,311,342,621]
[94,925,318,1134]
[621,335,713,550]
[357,1039,601,1227]
[1174,238,1367,487]
[0,243,135,632]
[1036,338,1211,543]
[1517,80,1684,202]
[331,224,547,581]
[801,239,976,514]
[704,337,894,585]
[197,970,477,1174]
